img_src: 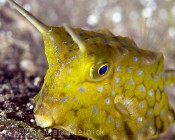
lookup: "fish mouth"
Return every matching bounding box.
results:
[34,103,55,128]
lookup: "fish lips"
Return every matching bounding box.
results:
[34,103,55,128]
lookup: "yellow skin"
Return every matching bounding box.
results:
[6,0,175,139]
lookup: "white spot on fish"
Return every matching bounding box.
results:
[124,99,132,105]
[66,61,71,65]
[137,117,143,122]
[54,98,59,101]
[48,29,52,33]
[59,68,63,71]
[148,89,153,96]
[55,53,59,58]
[63,41,69,45]
[97,86,103,92]
[69,55,76,60]
[53,107,57,112]
[48,96,53,100]
[116,77,120,83]
[54,72,58,76]
[112,90,115,96]
[54,45,58,49]
[51,37,54,41]
[116,66,121,72]
[51,63,54,67]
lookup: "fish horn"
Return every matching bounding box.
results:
[64,25,86,52]
[6,0,49,33]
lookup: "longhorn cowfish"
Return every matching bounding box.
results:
[6,0,175,139]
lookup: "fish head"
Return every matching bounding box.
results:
[34,26,129,139]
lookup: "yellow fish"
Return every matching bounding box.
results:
[6,0,175,139]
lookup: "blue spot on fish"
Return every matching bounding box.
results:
[128,68,132,73]
[93,106,98,114]
[116,122,120,128]
[105,98,110,104]
[97,86,103,92]
[129,79,134,85]
[139,102,144,108]
[112,90,115,96]
[147,110,152,116]
[138,70,143,76]
[154,76,158,81]
[116,77,120,83]
[140,85,145,92]
[53,107,57,112]
[133,57,139,62]
[108,116,113,122]
[60,96,69,103]
[69,49,73,52]
[72,97,77,101]
[116,66,121,72]
[161,109,165,115]
[79,87,85,93]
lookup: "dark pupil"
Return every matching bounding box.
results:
[99,65,108,75]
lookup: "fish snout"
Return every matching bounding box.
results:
[34,103,55,128]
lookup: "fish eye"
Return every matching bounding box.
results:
[98,64,108,75]
[90,62,111,81]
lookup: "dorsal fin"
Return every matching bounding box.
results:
[64,25,86,52]
[6,0,49,33]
